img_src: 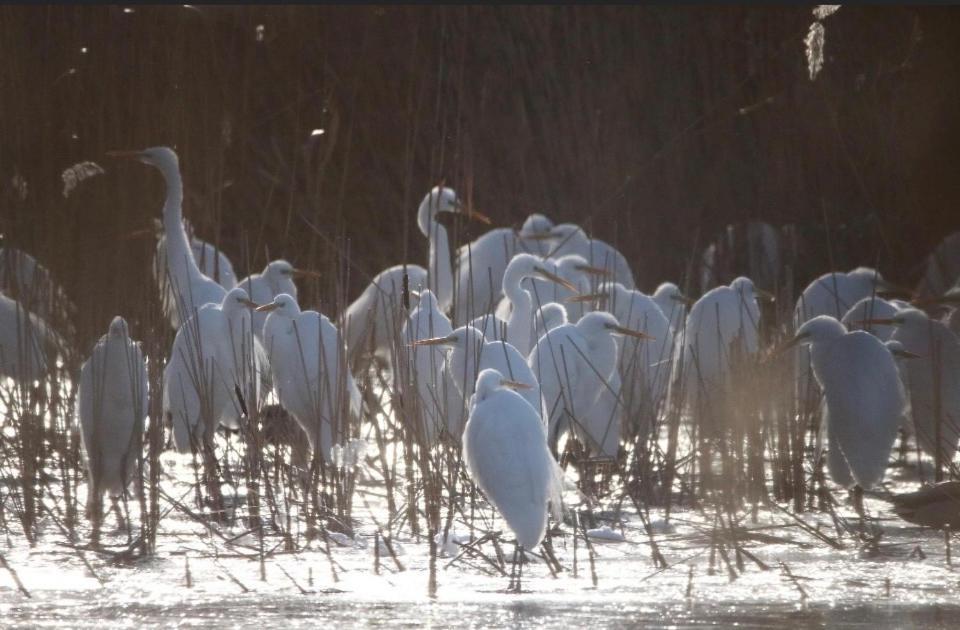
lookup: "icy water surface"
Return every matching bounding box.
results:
[2,450,960,629]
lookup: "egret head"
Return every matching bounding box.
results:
[263,260,320,291]
[410,324,482,351]
[731,276,774,303]
[108,316,130,339]
[255,292,300,317]
[653,282,693,306]
[518,213,555,239]
[576,311,654,340]
[416,186,490,236]
[885,339,921,360]
[556,254,610,278]
[474,368,531,398]
[786,315,847,350]
[222,287,259,314]
[503,253,579,295]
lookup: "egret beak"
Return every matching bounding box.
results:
[566,292,607,304]
[575,264,612,277]
[916,291,960,306]
[773,333,807,356]
[500,379,533,390]
[255,302,281,313]
[410,334,458,347]
[876,281,915,301]
[607,324,654,340]
[291,268,323,279]
[671,293,695,306]
[121,227,155,240]
[105,149,144,159]
[239,298,260,309]
[755,288,776,303]
[891,348,922,360]
[860,318,901,327]
[466,209,492,225]
[534,267,579,293]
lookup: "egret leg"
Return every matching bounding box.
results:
[852,485,865,533]
[507,541,520,593]
[111,496,128,533]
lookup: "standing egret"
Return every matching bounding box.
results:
[239,260,322,339]
[462,368,562,592]
[259,294,361,459]
[872,308,960,475]
[77,316,147,537]
[108,147,226,330]
[529,311,652,459]
[487,254,579,356]
[454,213,556,321]
[0,291,63,383]
[785,316,904,512]
[344,187,489,371]
[539,223,635,290]
[580,282,674,438]
[163,287,262,451]
[413,325,540,438]
[678,277,768,424]
[652,282,692,334]
[402,289,459,445]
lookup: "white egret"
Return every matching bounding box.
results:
[678,277,768,422]
[462,368,562,591]
[0,246,76,337]
[413,325,540,438]
[77,316,148,535]
[794,267,889,324]
[259,293,361,459]
[163,287,263,451]
[529,311,652,458]
[840,296,900,340]
[453,213,555,322]
[519,254,609,324]
[486,254,579,356]
[0,291,63,383]
[401,289,460,445]
[873,308,960,473]
[344,186,488,371]
[533,303,568,341]
[582,282,674,438]
[239,260,322,339]
[915,232,960,300]
[109,147,226,330]
[652,282,691,334]
[539,223,635,289]
[786,316,904,511]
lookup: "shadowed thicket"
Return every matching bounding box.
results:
[0,6,959,351]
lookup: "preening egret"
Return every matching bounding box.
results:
[539,223,635,290]
[840,296,900,340]
[77,316,147,534]
[786,316,904,501]
[677,277,767,423]
[402,289,460,445]
[462,368,562,591]
[0,291,63,383]
[488,253,579,356]
[585,282,674,438]
[412,325,540,438]
[344,186,488,371]
[529,311,652,459]
[163,287,263,452]
[876,308,960,471]
[652,282,691,334]
[239,260,322,339]
[153,217,237,292]
[109,147,226,330]
[454,213,556,322]
[259,293,361,459]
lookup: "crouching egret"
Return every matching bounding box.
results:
[870,308,960,476]
[0,291,64,383]
[108,147,226,330]
[344,186,489,371]
[77,316,148,538]
[401,289,461,445]
[259,294,361,460]
[677,277,769,429]
[529,311,653,459]
[462,368,563,592]
[239,260,322,339]
[454,213,556,321]
[412,325,540,439]
[163,287,263,451]
[785,316,904,513]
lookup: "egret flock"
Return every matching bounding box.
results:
[5,144,960,589]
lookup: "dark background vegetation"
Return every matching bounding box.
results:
[1,5,958,344]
